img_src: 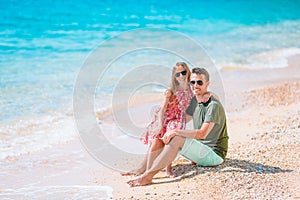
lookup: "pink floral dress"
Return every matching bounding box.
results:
[142,88,193,144]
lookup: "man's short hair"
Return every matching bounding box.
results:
[191,67,210,82]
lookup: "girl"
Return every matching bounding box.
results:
[122,62,193,177]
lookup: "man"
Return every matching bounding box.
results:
[127,67,229,187]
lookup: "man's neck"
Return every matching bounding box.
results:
[195,92,211,103]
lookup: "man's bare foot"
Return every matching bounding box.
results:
[127,175,153,187]
[166,165,176,178]
[167,170,177,178]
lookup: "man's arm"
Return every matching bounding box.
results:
[163,122,215,144]
[175,122,215,140]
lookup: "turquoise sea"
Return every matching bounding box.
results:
[0,0,300,197]
[1,0,300,122]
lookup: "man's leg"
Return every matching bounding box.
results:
[127,136,185,187]
[179,138,224,166]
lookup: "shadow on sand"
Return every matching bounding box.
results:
[153,158,293,185]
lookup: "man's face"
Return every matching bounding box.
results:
[190,73,209,96]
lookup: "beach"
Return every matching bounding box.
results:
[1,1,300,199]
[102,56,300,199]
[1,55,299,199]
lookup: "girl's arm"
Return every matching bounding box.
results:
[157,89,172,131]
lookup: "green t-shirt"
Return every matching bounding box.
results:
[186,96,229,159]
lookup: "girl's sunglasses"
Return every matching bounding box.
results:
[175,70,187,77]
[190,80,203,86]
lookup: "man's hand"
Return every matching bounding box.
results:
[162,130,177,144]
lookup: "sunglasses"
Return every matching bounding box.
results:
[175,70,187,77]
[190,80,203,86]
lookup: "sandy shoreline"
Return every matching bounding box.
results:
[1,56,300,199]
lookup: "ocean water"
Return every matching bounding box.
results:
[0,0,300,197]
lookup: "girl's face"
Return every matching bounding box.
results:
[174,65,187,85]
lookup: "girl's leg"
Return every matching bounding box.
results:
[146,138,165,171]
[121,138,164,176]
[121,144,152,176]
[121,155,147,176]
[127,136,185,187]
[121,138,176,177]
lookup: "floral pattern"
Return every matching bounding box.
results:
[142,88,193,144]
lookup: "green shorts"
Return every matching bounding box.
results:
[179,138,224,166]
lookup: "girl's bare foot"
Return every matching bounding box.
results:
[120,169,143,176]
[120,171,136,176]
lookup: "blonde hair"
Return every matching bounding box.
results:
[170,62,191,92]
